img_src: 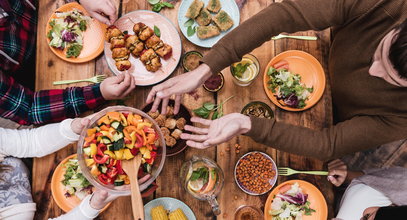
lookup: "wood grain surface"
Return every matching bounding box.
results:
[34,0,334,219]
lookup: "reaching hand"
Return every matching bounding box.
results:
[71,117,90,135]
[327,159,347,187]
[80,0,117,25]
[180,113,252,149]
[146,64,212,115]
[100,73,136,100]
[89,189,121,210]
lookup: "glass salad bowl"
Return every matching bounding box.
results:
[77,106,166,196]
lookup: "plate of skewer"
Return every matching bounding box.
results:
[104,10,182,86]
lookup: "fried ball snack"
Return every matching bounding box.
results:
[155,114,166,126]
[146,57,162,72]
[139,26,154,41]
[186,0,204,19]
[115,60,131,71]
[106,25,123,42]
[206,0,221,13]
[196,25,220,39]
[166,106,174,116]
[160,127,171,136]
[125,35,144,57]
[164,118,177,130]
[165,135,176,147]
[112,47,130,61]
[133,22,146,35]
[155,44,172,59]
[148,111,160,119]
[110,37,125,50]
[171,129,182,140]
[213,10,234,31]
[196,8,212,26]
[145,35,162,49]
[176,118,186,130]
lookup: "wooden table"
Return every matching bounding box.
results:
[34,0,334,219]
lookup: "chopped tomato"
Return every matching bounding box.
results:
[98,174,111,185]
[130,147,139,156]
[107,167,118,179]
[135,133,143,148]
[116,160,125,175]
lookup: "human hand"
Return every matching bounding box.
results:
[327,159,347,187]
[146,64,212,115]
[361,207,379,220]
[71,118,90,135]
[100,73,136,100]
[89,189,121,210]
[181,113,251,149]
[80,0,117,25]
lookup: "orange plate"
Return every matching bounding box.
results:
[263,50,326,111]
[45,2,106,63]
[264,180,328,220]
[51,154,110,213]
[104,10,182,86]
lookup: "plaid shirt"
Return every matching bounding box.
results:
[0,72,105,125]
[0,0,106,125]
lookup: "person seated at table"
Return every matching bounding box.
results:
[0,117,129,219]
[327,159,407,220]
[147,0,407,161]
[0,0,134,126]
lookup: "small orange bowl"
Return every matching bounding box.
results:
[263,50,326,111]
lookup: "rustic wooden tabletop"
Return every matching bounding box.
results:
[34,0,334,219]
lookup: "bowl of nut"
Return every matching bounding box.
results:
[142,99,192,156]
[234,151,277,195]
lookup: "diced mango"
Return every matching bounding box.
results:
[104,150,115,159]
[90,164,101,176]
[139,147,148,155]
[114,149,125,160]
[120,113,128,126]
[126,132,136,149]
[84,134,95,143]
[127,113,134,125]
[100,125,110,131]
[143,150,151,159]
[86,158,95,167]
[90,143,97,157]
[98,115,110,125]
[87,128,97,137]
[137,122,152,130]
[106,112,121,122]
[124,149,134,160]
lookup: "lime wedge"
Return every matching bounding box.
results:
[148,0,160,5]
[188,179,204,192]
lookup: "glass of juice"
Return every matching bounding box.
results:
[230,54,260,86]
[180,156,224,215]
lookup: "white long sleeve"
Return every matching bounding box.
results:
[49,195,100,220]
[0,119,79,158]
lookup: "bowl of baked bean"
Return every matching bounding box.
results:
[234,151,277,195]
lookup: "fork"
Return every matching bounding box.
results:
[271,34,318,41]
[278,167,329,176]
[53,75,107,85]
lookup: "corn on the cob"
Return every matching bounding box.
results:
[151,205,169,220]
[168,208,188,220]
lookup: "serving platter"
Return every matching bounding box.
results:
[177,0,240,48]
[105,10,182,86]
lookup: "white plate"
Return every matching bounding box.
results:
[105,10,182,86]
[144,197,196,220]
[177,0,240,48]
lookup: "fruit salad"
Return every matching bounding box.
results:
[82,111,159,186]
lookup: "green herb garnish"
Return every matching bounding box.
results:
[79,20,87,31]
[150,1,174,12]
[187,25,196,37]
[193,95,234,119]
[66,44,83,58]
[184,18,194,27]
[154,25,161,37]
[232,63,250,78]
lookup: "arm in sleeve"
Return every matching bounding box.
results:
[202,0,377,73]
[0,119,79,158]
[0,73,105,125]
[245,115,407,161]
[49,195,100,220]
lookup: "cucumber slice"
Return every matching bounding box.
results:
[83,147,91,156]
[143,164,152,173]
[107,144,114,151]
[98,165,107,174]
[113,132,124,142]
[114,179,125,186]
[111,121,120,129]
[102,137,111,144]
[113,139,124,151]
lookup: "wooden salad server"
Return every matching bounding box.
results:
[122,154,144,220]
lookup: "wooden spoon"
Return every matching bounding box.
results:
[122,154,144,220]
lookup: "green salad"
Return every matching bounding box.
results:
[267,67,313,109]
[62,158,92,200]
[47,9,90,58]
[269,182,316,220]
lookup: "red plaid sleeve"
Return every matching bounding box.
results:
[0,72,105,125]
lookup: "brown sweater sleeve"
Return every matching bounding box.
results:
[245,115,407,161]
[202,0,373,73]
